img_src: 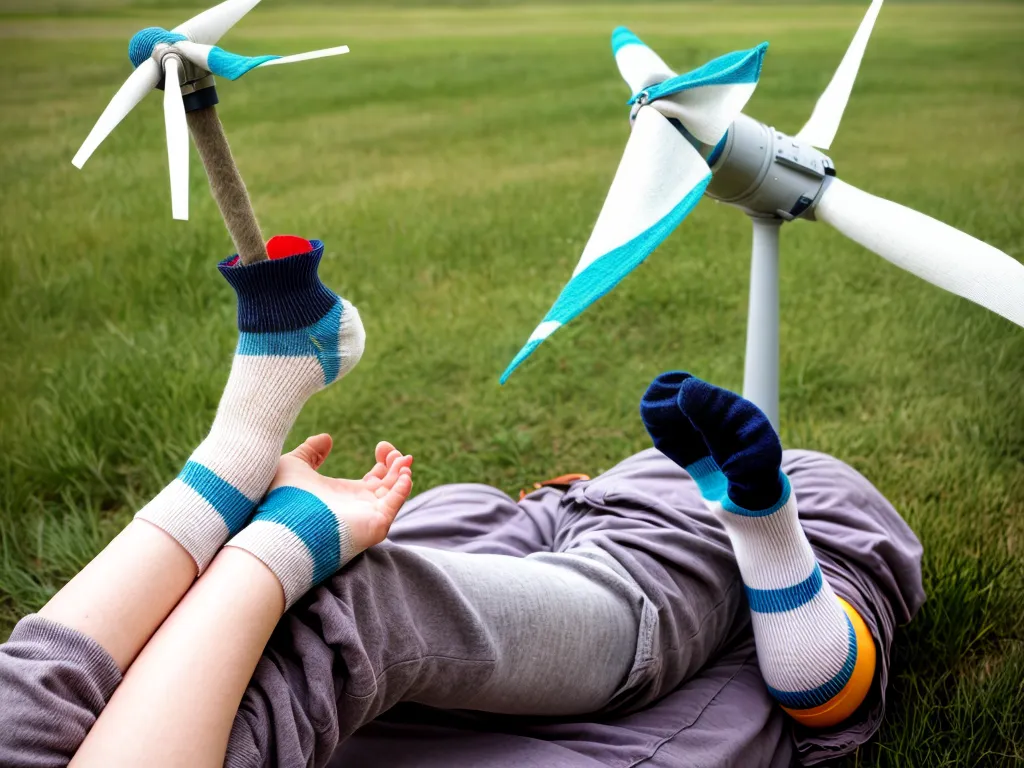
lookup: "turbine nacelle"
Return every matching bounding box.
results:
[705,114,835,222]
[140,34,215,98]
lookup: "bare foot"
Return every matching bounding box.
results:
[272,434,414,554]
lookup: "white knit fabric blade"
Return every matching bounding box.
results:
[500,107,711,382]
[816,178,1024,328]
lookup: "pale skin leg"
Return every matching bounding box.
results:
[38,519,198,672]
[71,436,413,768]
[36,438,408,674]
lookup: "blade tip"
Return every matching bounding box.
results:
[611,27,644,55]
[71,145,92,168]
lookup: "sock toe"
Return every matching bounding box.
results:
[677,377,783,510]
[640,371,713,469]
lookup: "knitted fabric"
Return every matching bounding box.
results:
[640,373,869,716]
[135,238,364,571]
[227,486,357,608]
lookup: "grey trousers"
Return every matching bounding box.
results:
[226,449,925,768]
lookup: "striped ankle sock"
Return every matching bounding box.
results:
[641,372,875,727]
[227,486,356,609]
[136,237,365,571]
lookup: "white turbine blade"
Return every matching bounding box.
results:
[611,27,676,95]
[257,45,350,68]
[72,59,160,169]
[172,41,349,81]
[163,57,189,221]
[795,0,884,150]
[816,178,1024,327]
[501,107,712,382]
[173,0,262,46]
[172,40,216,71]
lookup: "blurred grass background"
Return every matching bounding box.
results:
[0,1,1022,764]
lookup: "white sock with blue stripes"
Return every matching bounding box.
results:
[227,485,356,608]
[226,438,414,608]
[136,237,364,572]
[707,477,855,709]
[641,372,868,721]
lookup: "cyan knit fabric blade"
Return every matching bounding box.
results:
[500,107,711,383]
[127,29,277,79]
[630,43,768,103]
[612,28,768,145]
[171,40,350,81]
[205,46,280,80]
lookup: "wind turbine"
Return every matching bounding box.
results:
[500,0,1024,427]
[72,0,350,264]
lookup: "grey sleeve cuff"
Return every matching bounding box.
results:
[6,614,123,697]
[0,614,123,766]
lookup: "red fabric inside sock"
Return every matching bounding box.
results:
[267,235,313,260]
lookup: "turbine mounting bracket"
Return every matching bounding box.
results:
[153,45,219,112]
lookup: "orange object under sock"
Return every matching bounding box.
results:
[782,598,877,728]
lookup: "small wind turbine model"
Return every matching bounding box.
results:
[501,0,1024,426]
[71,0,350,265]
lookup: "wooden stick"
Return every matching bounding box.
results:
[186,105,267,265]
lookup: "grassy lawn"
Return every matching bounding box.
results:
[1,1,1022,764]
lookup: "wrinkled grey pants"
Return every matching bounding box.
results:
[226,449,924,768]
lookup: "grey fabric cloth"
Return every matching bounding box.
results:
[0,448,925,768]
[0,615,122,768]
[401,547,644,715]
[230,448,923,767]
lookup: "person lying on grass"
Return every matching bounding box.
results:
[0,236,924,768]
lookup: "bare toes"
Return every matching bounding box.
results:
[375,441,396,465]
[376,472,413,522]
[375,455,412,497]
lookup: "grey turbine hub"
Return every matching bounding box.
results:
[706,114,836,221]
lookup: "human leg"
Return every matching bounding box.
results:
[641,372,889,727]
[225,447,755,765]
[326,421,923,768]
[71,436,413,768]
[225,535,645,766]
[36,237,364,671]
[0,237,367,768]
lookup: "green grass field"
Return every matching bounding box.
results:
[1,1,1022,764]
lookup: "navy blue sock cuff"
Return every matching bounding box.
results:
[217,240,338,333]
[721,471,792,517]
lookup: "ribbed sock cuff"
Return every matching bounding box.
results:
[228,486,355,609]
[685,455,727,499]
[720,471,792,517]
[218,239,339,332]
